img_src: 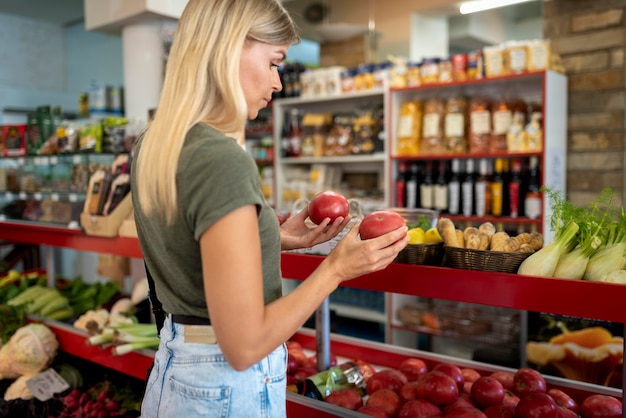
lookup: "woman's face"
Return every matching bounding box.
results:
[239,40,288,119]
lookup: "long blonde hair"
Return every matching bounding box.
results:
[135,0,299,223]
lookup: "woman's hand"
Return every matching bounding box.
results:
[280,206,351,251]
[321,221,409,284]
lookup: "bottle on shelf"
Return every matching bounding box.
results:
[287,108,302,157]
[420,161,434,210]
[525,156,541,219]
[491,158,504,217]
[405,162,420,209]
[509,158,523,218]
[395,161,407,208]
[448,159,461,215]
[433,160,448,213]
[461,159,475,216]
[474,158,489,217]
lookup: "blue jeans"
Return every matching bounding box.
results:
[141,316,287,418]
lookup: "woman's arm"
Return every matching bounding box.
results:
[200,204,408,371]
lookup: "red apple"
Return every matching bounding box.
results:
[285,340,303,352]
[398,399,443,418]
[555,406,579,418]
[502,390,521,409]
[580,395,622,418]
[399,357,429,382]
[308,190,349,225]
[359,405,391,418]
[400,381,421,402]
[366,388,403,418]
[444,396,478,414]
[490,371,515,392]
[547,389,579,414]
[445,406,488,418]
[462,368,482,383]
[325,388,363,411]
[434,363,465,390]
[359,210,406,240]
[471,376,505,409]
[415,370,459,406]
[366,369,408,395]
[484,405,516,418]
[292,367,317,382]
[354,358,377,382]
[513,368,546,398]
[515,393,557,418]
[463,381,474,395]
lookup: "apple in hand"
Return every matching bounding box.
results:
[513,368,546,398]
[308,190,349,225]
[325,388,363,411]
[515,393,557,418]
[359,210,406,240]
[399,357,429,382]
[366,389,403,418]
[580,394,622,418]
[398,399,443,418]
[547,389,579,414]
[471,376,505,409]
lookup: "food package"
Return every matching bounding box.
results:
[491,98,512,153]
[395,101,422,156]
[301,113,331,157]
[484,45,506,78]
[2,124,27,157]
[526,327,624,386]
[468,97,491,154]
[325,113,353,157]
[350,113,376,154]
[443,97,467,153]
[421,98,445,154]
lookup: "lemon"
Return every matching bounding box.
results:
[407,227,425,244]
[424,227,443,243]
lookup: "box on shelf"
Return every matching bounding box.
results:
[118,211,137,238]
[80,193,132,237]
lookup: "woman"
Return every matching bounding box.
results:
[131,0,409,416]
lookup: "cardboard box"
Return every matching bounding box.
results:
[118,210,138,238]
[81,193,132,237]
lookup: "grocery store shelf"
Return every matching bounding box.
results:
[329,303,386,323]
[41,318,154,381]
[274,88,386,106]
[280,153,386,165]
[0,220,143,258]
[281,252,626,325]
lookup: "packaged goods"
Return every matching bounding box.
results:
[528,39,551,71]
[2,124,27,157]
[301,113,331,157]
[326,113,353,156]
[389,61,408,88]
[26,107,54,155]
[438,58,454,83]
[354,64,375,91]
[506,112,527,152]
[396,101,422,156]
[300,70,314,97]
[421,98,446,154]
[452,54,468,81]
[350,113,376,154]
[325,66,346,96]
[420,58,440,84]
[373,62,391,89]
[443,97,468,153]
[483,45,506,78]
[491,98,513,153]
[525,110,543,152]
[406,62,421,87]
[468,97,491,153]
[505,41,529,74]
[467,50,484,80]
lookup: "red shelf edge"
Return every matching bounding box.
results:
[281,252,626,324]
[42,319,154,381]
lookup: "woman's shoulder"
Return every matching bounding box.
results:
[184,123,241,154]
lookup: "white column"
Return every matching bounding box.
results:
[409,14,449,63]
[122,21,164,124]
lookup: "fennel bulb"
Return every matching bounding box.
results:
[553,247,588,280]
[518,222,579,277]
[583,242,626,281]
[599,270,626,284]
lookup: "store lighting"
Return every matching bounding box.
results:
[459,0,536,15]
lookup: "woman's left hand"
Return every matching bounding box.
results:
[280,206,351,251]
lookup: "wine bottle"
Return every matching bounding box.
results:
[420,161,434,210]
[433,160,449,213]
[491,158,504,216]
[525,156,541,219]
[509,158,522,218]
[395,161,407,207]
[448,159,461,215]
[461,159,475,216]
[405,163,420,209]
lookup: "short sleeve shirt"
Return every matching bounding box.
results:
[131,123,282,319]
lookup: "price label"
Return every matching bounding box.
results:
[26,369,70,401]
[34,193,42,200]
[4,192,12,200]
[17,158,25,165]
[50,156,58,165]
[19,192,27,200]
[34,157,44,165]
[73,155,82,164]
[51,193,59,201]
[69,194,78,203]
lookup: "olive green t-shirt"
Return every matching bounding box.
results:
[131,123,282,319]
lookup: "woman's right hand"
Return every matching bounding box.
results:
[322,221,409,284]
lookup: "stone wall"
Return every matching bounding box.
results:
[544,0,626,206]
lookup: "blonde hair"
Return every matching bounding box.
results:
[135,0,299,223]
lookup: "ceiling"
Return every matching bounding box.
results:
[0,0,542,37]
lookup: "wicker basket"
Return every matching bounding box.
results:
[443,246,533,273]
[395,242,444,266]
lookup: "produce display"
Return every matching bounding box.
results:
[285,339,623,418]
